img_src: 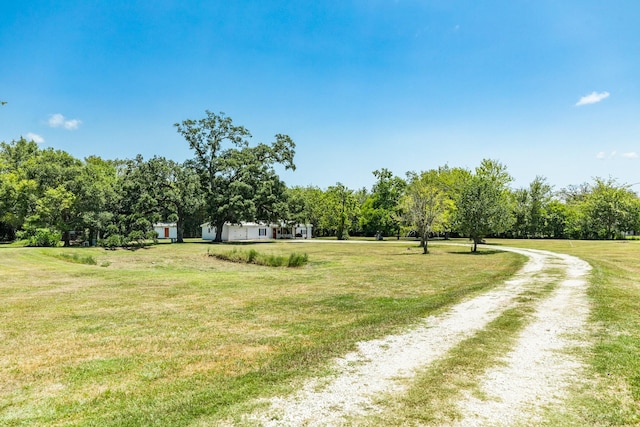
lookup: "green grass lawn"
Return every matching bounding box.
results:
[0,240,523,426]
[1,238,638,426]
[489,239,640,426]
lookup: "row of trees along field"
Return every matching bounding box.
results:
[1,111,639,251]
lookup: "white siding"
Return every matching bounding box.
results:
[201,222,311,241]
[153,223,177,240]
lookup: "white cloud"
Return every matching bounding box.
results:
[623,152,638,159]
[596,151,606,159]
[48,113,82,130]
[26,132,45,143]
[63,119,81,130]
[576,91,610,106]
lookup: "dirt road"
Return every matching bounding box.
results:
[244,245,591,426]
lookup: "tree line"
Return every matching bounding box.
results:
[1,111,639,251]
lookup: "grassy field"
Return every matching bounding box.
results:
[1,238,638,426]
[490,239,640,426]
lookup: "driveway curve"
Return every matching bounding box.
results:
[243,244,591,426]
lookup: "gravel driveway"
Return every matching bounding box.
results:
[242,244,591,426]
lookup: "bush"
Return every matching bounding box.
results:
[247,249,258,263]
[287,252,309,267]
[55,252,97,265]
[18,228,61,247]
[101,234,123,250]
[207,248,308,268]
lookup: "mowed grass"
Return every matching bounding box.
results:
[489,239,640,426]
[0,240,524,426]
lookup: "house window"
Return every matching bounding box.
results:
[300,229,307,235]
[259,228,267,236]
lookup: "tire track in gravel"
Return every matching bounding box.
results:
[243,245,591,427]
[453,250,591,426]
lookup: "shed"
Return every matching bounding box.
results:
[153,222,178,241]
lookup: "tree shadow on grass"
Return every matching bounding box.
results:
[448,249,505,256]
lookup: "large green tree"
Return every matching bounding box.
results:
[510,176,553,238]
[584,177,638,239]
[175,111,295,242]
[359,168,406,237]
[402,169,453,254]
[455,159,514,252]
[143,157,203,243]
[286,186,324,237]
[321,183,359,240]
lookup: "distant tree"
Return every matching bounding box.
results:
[510,176,553,238]
[542,199,569,239]
[584,177,638,239]
[435,165,472,238]
[74,156,118,244]
[511,188,529,238]
[142,157,203,243]
[321,183,359,240]
[109,156,162,245]
[455,159,514,252]
[402,169,453,254]
[527,176,552,237]
[175,111,295,242]
[359,168,406,237]
[287,186,324,237]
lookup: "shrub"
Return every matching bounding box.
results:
[18,228,61,247]
[247,249,258,263]
[55,253,98,265]
[207,248,308,268]
[101,235,123,250]
[287,252,309,267]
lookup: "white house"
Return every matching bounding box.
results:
[153,222,178,241]
[275,224,313,239]
[201,222,272,241]
[201,222,313,241]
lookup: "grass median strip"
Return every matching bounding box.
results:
[489,239,640,426]
[363,278,559,426]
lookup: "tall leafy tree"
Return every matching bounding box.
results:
[584,177,638,239]
[435,165,472,238]
[510,176,553,238]
[359,168,406,237]
[286,186,324,237]
[455,159,514,252]
[527,176,552,237]
[402,169,453,254]
[143,157,203,243]
[321,183,359,240]
[175,111,295,242]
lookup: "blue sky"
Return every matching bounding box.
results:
[1,1,639,191]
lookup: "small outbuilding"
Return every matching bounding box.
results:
[153,222,178,241]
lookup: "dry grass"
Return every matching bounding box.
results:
[489,239,640,425]
[0,240,523,426]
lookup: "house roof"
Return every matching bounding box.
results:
[200,222,312,228]
[153,222,177,227]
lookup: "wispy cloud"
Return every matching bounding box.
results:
[596,151,637,160]
[48,113,82,130]
[26,132,45,143]
[576,91,610,106]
